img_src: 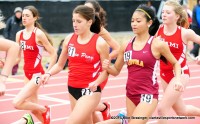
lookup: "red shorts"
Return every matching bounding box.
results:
[24,70,44,80]
[160,68,190,84]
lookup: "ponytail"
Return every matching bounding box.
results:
[177,9,189,28]
[35,21,53,46]
[149,17,160,36]
[90,14,101,34]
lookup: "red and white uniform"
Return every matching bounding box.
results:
[157,25,190,83]
[19,28,44,80]
[67,33,107,89]
[124,36,159,105]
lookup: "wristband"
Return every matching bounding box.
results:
[45,73,51,77]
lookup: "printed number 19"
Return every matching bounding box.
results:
[141,94,153,104]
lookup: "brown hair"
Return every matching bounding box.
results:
[73,5,101,33]
[24,5,53,45]
[85,0,107,27]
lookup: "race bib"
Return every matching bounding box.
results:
[140,94,153,104]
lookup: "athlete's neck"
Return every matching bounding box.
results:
[163,23,178,36]
[135,31,150,43]
[78,31,94,44]
[25,25,35,33]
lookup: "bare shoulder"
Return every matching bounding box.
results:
[96,36,108,47]
[35,28,45,38]
[16,30,23,43]
[182,28,195,37]
[16,30,23,36]
[63,33,74,46]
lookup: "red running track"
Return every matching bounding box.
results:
[0,61,200,124]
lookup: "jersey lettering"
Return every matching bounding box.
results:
[128,59,144,67]
[20,41,34,50]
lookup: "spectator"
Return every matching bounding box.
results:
[3,7,24,75]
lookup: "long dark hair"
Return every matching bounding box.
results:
[85,0,107,27]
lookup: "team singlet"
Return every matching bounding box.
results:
[67,33,107,88]
[157,25,189,73]
[124,36,159,95]
[19,27,44,74]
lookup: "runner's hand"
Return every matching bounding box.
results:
[41,73,51,85]
[88,82,98,92]
[174,81,184,92]
[102,59,110,70]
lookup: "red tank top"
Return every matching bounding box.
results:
[67,33,107,88]
[124,36,159,95]
[19,28,44,73]
[157,25,188,72]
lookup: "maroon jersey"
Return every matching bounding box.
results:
[124,36,159,96]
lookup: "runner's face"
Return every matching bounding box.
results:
[72,13,92,35]
[162,5,178,25]
[131,11,149,35]
[22,9,37,26]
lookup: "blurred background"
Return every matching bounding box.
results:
[0,0,196,34]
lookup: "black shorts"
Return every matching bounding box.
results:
[68,85,101,100]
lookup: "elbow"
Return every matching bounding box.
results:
[113,73,120,77]
[110,71,120,76]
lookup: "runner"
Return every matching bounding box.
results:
[42,5,109,124]
[155,0,200,124]
[12,5,57,124]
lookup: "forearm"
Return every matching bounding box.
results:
[94,70,109,86]
[173,62,181,79]
[46,63,63,76]
[107,65,120,76]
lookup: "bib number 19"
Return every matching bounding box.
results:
[140,94,153,104]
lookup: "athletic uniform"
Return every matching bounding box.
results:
[124,36,159,106]
[19,27,44,80]
[67,33,107,100]
[157,25,190,83]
